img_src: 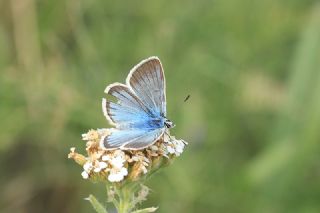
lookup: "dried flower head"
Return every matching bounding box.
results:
[69,128,187,183]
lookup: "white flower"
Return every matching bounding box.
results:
[108,150,126,168]
[81,171,89,179]
[100,150,128,182]
[173,140,185,156]
[83,162,93,172]
[108,167,128,182]
[75,128,187,183]
[93,167,101,173]
[167,145,175,154]
[110,155,125,168]
[163,134,187,157]
[102,155,110,161]
[70,147,76,153]
[93,161,108,173]
[98,161,108,169]
[82,133,89,140]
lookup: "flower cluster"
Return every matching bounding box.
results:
[68,128,187,183]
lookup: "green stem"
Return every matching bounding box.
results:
[118,188,130,212]
[117,183,137,213]
[107,182,154,213]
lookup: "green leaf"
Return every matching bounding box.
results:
[86,194,108,213]
[131,207,158,213]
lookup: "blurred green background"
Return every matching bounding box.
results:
[1,0,320,212]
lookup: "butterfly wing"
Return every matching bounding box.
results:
[101,128,164,150]
[102,57,167,150]
[102,83,154,128]
[127,56,166,117]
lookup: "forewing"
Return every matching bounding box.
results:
[127,57,166,117]
[102,83,154,128]
[101,128,164,150]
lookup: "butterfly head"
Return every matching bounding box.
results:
[164,119,175,129]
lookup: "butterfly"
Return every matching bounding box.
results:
[101,56,175,150]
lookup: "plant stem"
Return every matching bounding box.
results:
[117,184,134,213]
[107,182,156,213]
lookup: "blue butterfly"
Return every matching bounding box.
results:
[101,56,175,150]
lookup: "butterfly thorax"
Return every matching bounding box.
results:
[142,116,175,130]
[149,116,175,129]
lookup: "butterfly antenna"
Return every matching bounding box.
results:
[170,94,190,118]
[167,94,190,129]
[184,94,190,102]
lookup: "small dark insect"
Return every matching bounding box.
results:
[184,94,190,102]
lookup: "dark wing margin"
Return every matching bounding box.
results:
[126,56,166,117]
[101,128,165,150]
